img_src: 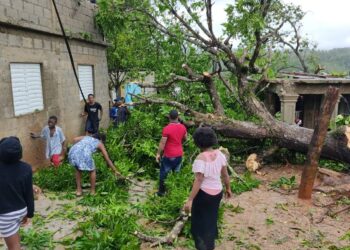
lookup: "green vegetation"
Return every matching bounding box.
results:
[319,159,349,172]
[30,108,260,249]
[265,216,274,226]
[270,176,297,190]
[27,0,350,248]
[20,228,54,250]
[301,230,328,249]
[284,48,350,73]
[231,172,261,194]
[79,32,93,41]
[340,231,350,242]
[335,114,350,127]
[311,48,350,73]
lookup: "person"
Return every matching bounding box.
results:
[295,117,302,126]
[109,99,118,123]
[0,137,34,250]
[30,116,66,167]
[68,133,118,196]
[114,97,130,127]
[156,110,187,196]
[184,127,232,250]
[81,94,103,134]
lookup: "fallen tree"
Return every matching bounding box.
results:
[136,0,350,163]
[99,1,350,163]
[135,93,350,164]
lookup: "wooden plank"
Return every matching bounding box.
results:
[298,87,340,199]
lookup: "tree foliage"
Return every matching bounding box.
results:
[93,0,350,164]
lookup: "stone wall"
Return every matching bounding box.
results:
[0,1,109,168]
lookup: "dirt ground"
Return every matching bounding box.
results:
[1,165,349,250]
[216,165,350,250]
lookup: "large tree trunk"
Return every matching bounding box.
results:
[204,116,350,164]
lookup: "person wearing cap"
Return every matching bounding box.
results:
[109,98,119,123]
[30,116,66,167]
[156,110,187,196]
[68,133,119,196]
[110,97,130,127]
[115,97,130,127]
[0,137,34,250]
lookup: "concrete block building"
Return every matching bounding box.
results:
[265,73,350,128]
[0,0,109,168]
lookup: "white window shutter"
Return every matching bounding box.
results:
[78,65,94,100]
[10,63,44,116]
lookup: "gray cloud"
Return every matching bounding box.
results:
[211,0,350,49]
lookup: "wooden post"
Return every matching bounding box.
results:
[298,87,340,199]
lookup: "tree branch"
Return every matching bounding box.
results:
[160,0,211,46]
[137,74,200,89]
[205,0,217,42]
[248,0,272,72]
[269,18,309,73]
[131,94,202,117]
[202,72,225,115]
[182,64,225,115]
[181,1,213,40]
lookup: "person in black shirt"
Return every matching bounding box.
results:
[0,137,34,250]
[81,94,103,134]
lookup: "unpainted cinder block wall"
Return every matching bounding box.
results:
[0,0,109,169]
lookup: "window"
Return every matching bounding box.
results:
[10,63,44,116]
[78,65,94,100]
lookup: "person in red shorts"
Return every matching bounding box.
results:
[156,110,187,196]
[30,116,66,167]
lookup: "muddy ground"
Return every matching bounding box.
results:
[216,165,350,250]
[1,165,349,249]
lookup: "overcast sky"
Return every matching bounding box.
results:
[211,0,350,50]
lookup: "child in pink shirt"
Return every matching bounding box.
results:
[184,127,232,250]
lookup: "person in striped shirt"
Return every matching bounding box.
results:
[0,137,34,250]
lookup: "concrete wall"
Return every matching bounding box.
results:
[0,1,109,168]
[0,0,103,43]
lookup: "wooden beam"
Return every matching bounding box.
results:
[298,86,340,200]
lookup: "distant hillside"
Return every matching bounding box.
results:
[316,48,350,73]
[286,48,350,74]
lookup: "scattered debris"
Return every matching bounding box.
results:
[135,212,189,247]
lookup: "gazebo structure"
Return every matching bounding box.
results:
[264,72,350,128]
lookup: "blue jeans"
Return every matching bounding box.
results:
[85,119,99,134]
[159,156,182,182]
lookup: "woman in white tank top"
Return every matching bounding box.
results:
[184,127,232,250]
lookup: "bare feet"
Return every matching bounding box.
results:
[90,190,96,195]
[76,191,83,197]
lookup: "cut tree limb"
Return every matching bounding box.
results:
[202,72,225,115]
[135,213,189,247]
[298,87,340,199]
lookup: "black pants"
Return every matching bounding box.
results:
[191,189,223,250]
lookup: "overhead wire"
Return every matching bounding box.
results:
[51,0,88,104]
